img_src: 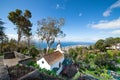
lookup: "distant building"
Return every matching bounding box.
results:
[115,43,120,50]
[106,43,120,50]
[37,42,64,75]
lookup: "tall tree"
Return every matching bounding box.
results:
[37,17,65,53]
[23,28,32,48]
[95,39,106,52]
[0,19,5,53]
[22,10,32,48]
[105,37,115,47]
[114,37,120,44]
[8,9,32,45]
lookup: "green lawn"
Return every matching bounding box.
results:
[72,71,81,80]
[0,55,3,58]
[83,70,101,80]
[117,71,120,74]
[83,69,114,80]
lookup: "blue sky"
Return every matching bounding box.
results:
[0,0,120,42]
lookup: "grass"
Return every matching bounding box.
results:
[117,71,120,74]
[72,71,81,80]
[83,70,100,80]
[0,53,3,56]
[83,69,114,80]
[0,55,3,59]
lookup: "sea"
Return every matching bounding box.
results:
[34,41,94,49]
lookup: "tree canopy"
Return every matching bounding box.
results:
[95,39,105,51]
[37,17,65,53]
[8,9,32,45]
[0,18,6,53]
[0,19,5,40]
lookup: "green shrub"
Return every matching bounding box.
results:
[100,69,113,79]
[29,46,39,58]
[27,61,35,66]
[89,54,95,59]
[22,48,29,54]
[116,58,120,63]
[16,64,20,67]
[0,53,3,56]
[107,50,113,58]
[48,48,54,54]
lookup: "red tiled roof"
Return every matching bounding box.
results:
[44,51,64,65]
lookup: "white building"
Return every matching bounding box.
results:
[110,43,120,50]
[116,43,120,50]
[37,42,64,75]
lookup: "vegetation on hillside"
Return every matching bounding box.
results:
[1,8,120,80]
[66,38,120,80]
[95,37,120,51]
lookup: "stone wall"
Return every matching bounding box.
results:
[18,58,34,65]
[19,69,63,80]
[19,69,40,80]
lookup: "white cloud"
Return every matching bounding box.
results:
[56,37,102,42]
[6,33,40,41]
[79,13,82,16]
[32,34,41,41]
[6,33,100,42]
[56,4,65,10]
[103,0,120,17]
[103,10,111,17]
[111,29,120,34]
[56,4,60,9]
[7,34,17,40]
[110,0,120,8]
[89,17,120,29]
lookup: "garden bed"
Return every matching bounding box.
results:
[8,65,35,80]
[61,64,78,78]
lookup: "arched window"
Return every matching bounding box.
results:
[42,61,44,64]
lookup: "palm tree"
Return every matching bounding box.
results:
[8,9,32,45]
[0,19,5,53]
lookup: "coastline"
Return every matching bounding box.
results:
[62,44,89,51]
[34,42,94,49]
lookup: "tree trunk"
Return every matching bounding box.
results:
[27,37,31,56]
[46,38,54,54]
[18,34,20,45]
[0,38,3,54]
[46,41,50,54]
[27,37,30,48]
[0,44,1,54]
[46,45,49,54]
[17,28,21,46]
